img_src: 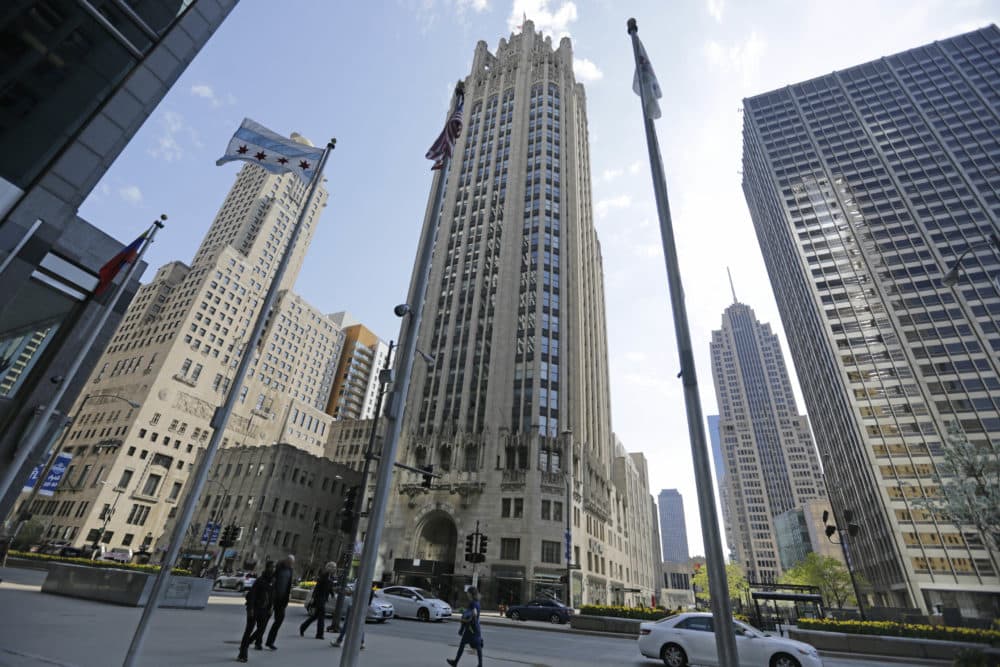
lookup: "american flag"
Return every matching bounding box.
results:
[425,93,465,170]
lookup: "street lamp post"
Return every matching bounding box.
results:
[561,429,574,608]
[92,482,126,557]
[9,392,138,546]
[941,234,1000,287]
[821,509,867,621]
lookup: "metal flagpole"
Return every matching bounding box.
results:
[122,140,335,667]
[627,18,739,666]
[0,216,165,517]
[339,82,463,667]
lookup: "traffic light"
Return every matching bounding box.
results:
[340,486,358,532]
[465,533,475,555]
[219,524,237,548]
[478,534,488,555]
[420,465,434,488]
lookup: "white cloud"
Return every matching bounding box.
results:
[189,83,235,108]
[628,161,642,175]
[704,32,767,86]
[602,167,623,182]
[596,194,631,218]
[574,57,603,82]
[707,0,724,22]
[508,0,578,40]
[148,110,200,162]
[118,185,143,205]
[457,0,489,10]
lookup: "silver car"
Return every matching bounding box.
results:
[375,586,452,622]
[303,588,394,623]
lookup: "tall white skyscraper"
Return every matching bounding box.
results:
[711,301,826,583]
[373,22,659,608]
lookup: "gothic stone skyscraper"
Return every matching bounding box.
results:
[710,302,826,583]
[742,26,1000,615]
[19,160,345,566]
[378,23,658,608]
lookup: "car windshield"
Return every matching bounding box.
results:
[410,588,433,599]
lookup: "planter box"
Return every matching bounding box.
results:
[789,628,1000,662]
[41,563,212,609]
[570,614,643,636]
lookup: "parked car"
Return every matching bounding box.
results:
[505,598,572,624]
[37,541,71,555]
[303,587,394,623]
[375,586,451,622]
[54,546,86,558]
[214,572,256,592]
[101,547,133,563]
[637,612,823,667]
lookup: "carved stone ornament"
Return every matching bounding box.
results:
[173,391,214,420]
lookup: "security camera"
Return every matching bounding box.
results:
[394,304,411,317]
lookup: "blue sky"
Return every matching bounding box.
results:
[80,1,998,557]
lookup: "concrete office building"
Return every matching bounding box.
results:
[325,313,391,421]
[158,444,360,574]
[17,161,346,554]
[377,23,659,608]
[657,489,690,565]
[711,301,826,584]
[742,25,1000,616]
[0,1,237,517]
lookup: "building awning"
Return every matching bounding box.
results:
[752,592,823,603]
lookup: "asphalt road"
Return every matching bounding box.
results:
[0,567,945,667]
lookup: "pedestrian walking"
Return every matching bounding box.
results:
[237,561,274,662]
[330,585,373,650]
[263,554,295,650]
[300,562,334,639]
[447,586,483,667]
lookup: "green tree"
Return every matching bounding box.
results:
[915,421,1000,557]
[10,518,44,551]
[779,553,858,608]
[691,563,749,605]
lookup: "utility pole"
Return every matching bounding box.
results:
[330,341,395,631]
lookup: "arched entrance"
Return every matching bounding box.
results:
[393,511,460,604]
[415,512,457,562]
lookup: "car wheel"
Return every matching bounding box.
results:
[417,608,430,622]
[213,581,221,590]
[509,610,521,621]
[770,654,801,667]
[548,613,561,624]
[661,643,688,667]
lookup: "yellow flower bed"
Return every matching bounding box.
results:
[798,618,1000,646]
[10,550,191,577]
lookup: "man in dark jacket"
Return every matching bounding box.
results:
[263,554,295,649]
[237,561,274,662]
[299,562,335,639]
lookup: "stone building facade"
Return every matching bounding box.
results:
[17,161,346,554]
[374,23,659,609]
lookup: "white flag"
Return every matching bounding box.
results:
[217,118,325,184]
[632,36,662,120]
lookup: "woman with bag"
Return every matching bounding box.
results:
[300,562,335,639]
[447,587,483,667]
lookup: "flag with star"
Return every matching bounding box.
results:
[216,118,325,184]
[425,93,464,170]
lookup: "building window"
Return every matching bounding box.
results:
[541,500,550,520]
[141,474,161,497]
[117,469,133,490]
[502,498,511,518]
[553,501,563,523]
[513,498,523,518]
[500,538,520,560]
[541,540,561,564]
[122,533,134,546]
[168,482,182,501]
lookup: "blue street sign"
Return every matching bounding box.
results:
[23,452,73,496]
[564,530,572,561]
[200,522,221,545]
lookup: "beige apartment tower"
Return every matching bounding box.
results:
[371,23,659,608]
[18,158,346,563]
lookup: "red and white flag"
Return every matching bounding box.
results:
[425,94,465,170]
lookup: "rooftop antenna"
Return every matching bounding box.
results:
[727,267,738,304]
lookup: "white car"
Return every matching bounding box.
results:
[214,572,256,592]
[303,588,394,623]
[376,586,452,622]
[101,547,133,563]
[638,612,823,667]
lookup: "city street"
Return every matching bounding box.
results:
[0,567,946,667]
